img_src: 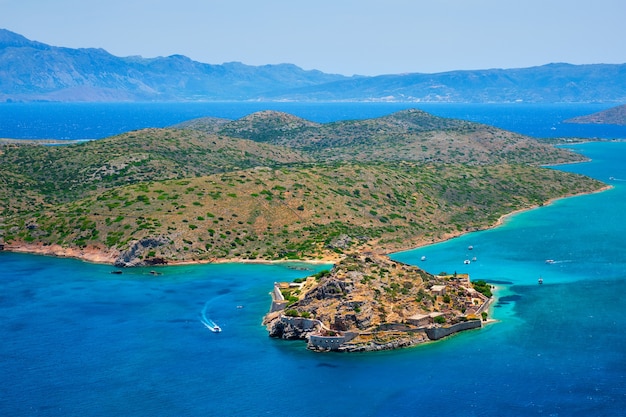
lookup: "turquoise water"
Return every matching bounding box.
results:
[2,105,626,415]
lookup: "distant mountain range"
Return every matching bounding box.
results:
[2,29,626,103]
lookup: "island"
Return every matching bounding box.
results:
[264,253,493,352]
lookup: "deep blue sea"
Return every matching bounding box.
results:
[2,102,626,416]
[1,101,626,140]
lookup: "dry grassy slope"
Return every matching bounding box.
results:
[5,161,604,263]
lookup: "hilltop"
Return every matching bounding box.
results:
[0,109,605,266]
[1,29,625,103]
[178,109,584,165]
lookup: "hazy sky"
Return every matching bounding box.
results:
[1,0,624,76]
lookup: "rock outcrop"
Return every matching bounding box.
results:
[114,236,170,267]
[267,316,321,340]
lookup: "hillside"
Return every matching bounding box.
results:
[1,29,625,103]
[2,161,603,265]
[0,110,605,266]
[564,104,626,125]
[0,128,309,206]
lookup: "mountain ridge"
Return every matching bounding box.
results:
[1,29,625,103]
[0,29,349,102]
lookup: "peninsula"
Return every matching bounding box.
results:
[0,109,605,267]
[564,104,626,125]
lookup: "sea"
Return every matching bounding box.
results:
[1,102,626,416]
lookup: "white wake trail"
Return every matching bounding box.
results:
[200,300,221,332]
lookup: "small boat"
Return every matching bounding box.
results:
[464,259,470,265]
[421,256,427,261]
[545,259,555,264]
[110,270,123,275]
[472,257,477,262]
[202,319,221,332]
[468,245,473,250]
[538,277,543,285]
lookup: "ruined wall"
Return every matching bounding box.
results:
[308,335,346,350]
[425,320,482,340]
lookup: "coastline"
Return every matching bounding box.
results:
[2,185,612,267]
[3,242,120,265]
[494,184,613,227]
[2,241,340,267]
[393,184,613,256]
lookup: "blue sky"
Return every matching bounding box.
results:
[1,0,624,76]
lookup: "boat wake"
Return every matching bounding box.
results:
[200,301,221,333]
[545,259,572,264]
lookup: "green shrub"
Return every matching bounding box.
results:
[472,280,493,298]
[312,270,331,280]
